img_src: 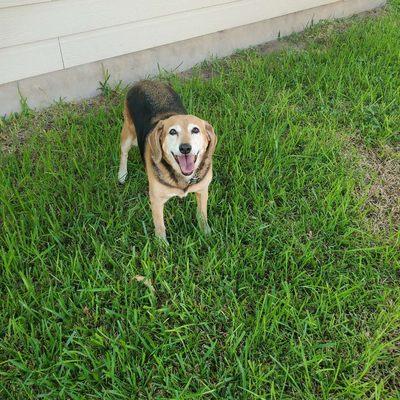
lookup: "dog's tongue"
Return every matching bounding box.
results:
[177,154,195,175]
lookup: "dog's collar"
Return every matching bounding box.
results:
[188,175,201,185]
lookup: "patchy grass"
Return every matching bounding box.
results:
[1,1,399,399]
[357,142,400,235]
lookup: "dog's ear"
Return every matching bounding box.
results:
[204,121,217,157]
[148,121,164,163]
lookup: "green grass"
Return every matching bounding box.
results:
[1,2,400,399]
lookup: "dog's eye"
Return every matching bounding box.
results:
[191,127,199,134]
[169,129,178,135]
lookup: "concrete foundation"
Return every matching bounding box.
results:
[0,0,385,116]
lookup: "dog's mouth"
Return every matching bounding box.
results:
[173,153,198,176]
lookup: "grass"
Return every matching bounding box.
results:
[1,2,400,399]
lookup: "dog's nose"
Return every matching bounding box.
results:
[179,143,192,154]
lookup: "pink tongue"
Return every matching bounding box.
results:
[177,154,195,175]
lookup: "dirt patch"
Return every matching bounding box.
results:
[256,39,305,54]
[356,142,400,235]
[0,110,57,155]
[179,62,218,81]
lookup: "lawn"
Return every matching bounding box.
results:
[1,2,399,399]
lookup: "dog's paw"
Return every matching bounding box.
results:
[118,171,127,184]
[198,217,211,235]
[203,223,211,235]
[155,234,169,246]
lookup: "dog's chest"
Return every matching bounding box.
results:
[169,188,191,199]
[165,181,203,199]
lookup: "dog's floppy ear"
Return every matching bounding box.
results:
[205,122,217,156]
[148,121,164,163]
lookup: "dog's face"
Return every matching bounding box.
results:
[149,115,217,177]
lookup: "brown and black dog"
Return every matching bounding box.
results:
[118,80,217,243]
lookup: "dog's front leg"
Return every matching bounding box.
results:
[196,188,211,234]
[149,193,168,243]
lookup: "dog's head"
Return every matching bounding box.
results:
[148,115,217,177]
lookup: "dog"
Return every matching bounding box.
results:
[118,80,217,242]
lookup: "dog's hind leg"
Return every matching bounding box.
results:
[118,102,137,184]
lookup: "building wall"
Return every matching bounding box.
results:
[0,0,385,115]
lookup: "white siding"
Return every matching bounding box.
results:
[0,39,63,84]
[0,0,337,84]
[0,0,50,9]
[0,0,233,48]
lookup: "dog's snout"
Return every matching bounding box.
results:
[179,143,192,154]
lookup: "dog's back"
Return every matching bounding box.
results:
[126,81,187,159]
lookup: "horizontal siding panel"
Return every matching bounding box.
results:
[0,0,235,49]
[0,39,63,84]
[0,0,49,9]
[61,0,337,68]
